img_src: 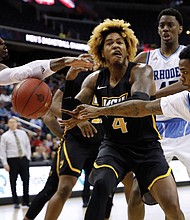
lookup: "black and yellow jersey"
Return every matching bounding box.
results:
[61,71,104,145]
[95,62,160,145]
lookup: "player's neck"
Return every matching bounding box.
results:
[109,62,128,77]
[109,65,127,87]
[160,42,180,58]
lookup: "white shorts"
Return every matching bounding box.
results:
[159,135,190,177]
[157,118,190,177]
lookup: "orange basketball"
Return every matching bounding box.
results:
[12,78,52,119]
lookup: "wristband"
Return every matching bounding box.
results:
[62,97,82,110]
[128,92,150,101]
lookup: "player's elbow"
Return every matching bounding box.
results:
[43,110,54,126]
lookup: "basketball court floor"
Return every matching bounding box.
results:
[0,185,189,220]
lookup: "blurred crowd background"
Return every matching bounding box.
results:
[0,0,190,162]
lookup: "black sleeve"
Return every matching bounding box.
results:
[63,80,75,98]
[62,79,82,110]
[62,97,82,111]
[127,91,150,101]
[61,80,82,120]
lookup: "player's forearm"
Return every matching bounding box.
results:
[156,81,188,98]
[99,99,163,117]
[46,120,63,138]
[99,100,145,117]
[0,60,54,85]
[144,99,162,115]
[50,56,93,72]
[43,113,63,138]
[50,57,78,71]
[50,57,68,72]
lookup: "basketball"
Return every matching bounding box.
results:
[12,78,52,119]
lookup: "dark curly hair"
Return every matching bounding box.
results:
[179,45,190,60]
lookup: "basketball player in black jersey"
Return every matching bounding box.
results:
[61,19,185,220]
[43,59,113,220]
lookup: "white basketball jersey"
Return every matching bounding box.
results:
[146,45,186,121]
[161,91,190,122]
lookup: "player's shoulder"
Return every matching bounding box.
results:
[180,45,186,48]
[134,51,148,63]
[0,63,8,71]
[134,62,152,71]
[132,62,153,79]
[179,45,186,51]
[82,69,101,88]
[179,90,190,99]
[165,90,190,103]
[90,69,101,77]
[135,48,159,62]
[85,69,100,81]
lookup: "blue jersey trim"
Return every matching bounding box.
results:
[187,93,190,112]
[158,45,183,61]
[156,118,190,138]
[146,51,150,64]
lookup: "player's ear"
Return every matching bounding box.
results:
[101,50,105,59]
[179,26,183,34]
[157,27,161,37]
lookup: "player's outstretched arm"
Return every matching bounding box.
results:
[65,99,163,119]
[0,55,94,86]
[156,81,188,98]
[50,55,94,72]
[97,99,162,118]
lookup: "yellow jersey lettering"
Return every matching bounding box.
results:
[112,118,127,133]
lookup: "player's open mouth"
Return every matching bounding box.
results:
[113,51,122,58]
[163,34,170,41]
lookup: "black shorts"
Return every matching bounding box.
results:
[48,148,59,184]
[58,133,100,177]
[94,140,170,205]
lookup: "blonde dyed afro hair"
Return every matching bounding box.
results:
[88,19,139,67]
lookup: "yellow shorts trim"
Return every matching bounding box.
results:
[151,115,162,140]
[94,162,119,179]
[63,141,81,174]
[148,167,172,190]
[56,139,64,176]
